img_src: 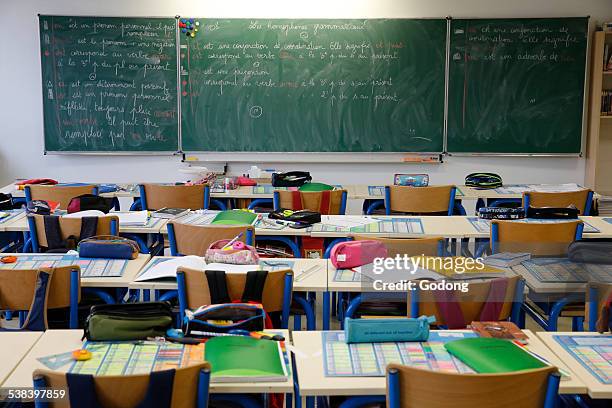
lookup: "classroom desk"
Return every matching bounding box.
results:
[2,329,292,397]
[536,332,612,399]
[291,329,586,400]
[1,213,167,235]
[128,257,328,293]
[0,253,151,289]
[0,332,44,387]
[0,210,26,232]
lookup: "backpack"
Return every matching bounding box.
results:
[67,194,114,214]
[271,171,312,187]
[596,291,612,333]
[465,173,503,189]
[39,215,99,252]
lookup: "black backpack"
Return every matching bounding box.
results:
[67,194,114,213]
[0,193,14,210]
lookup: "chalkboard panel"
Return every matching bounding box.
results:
[447,18,588,154]
[180,19,447,152]
[39,16,179,152]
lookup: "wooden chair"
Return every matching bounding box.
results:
[167,222,255,256]
[32,362,211,408]
[27,214,119,253]
[138,184,211,211]
[384,364,560,408]
[523,189,593,215]
[406,276,524,329]
[176,266,293,328]
[586,282,612,331]
[371,185,457,215]
[273,189,348,214]
[0,266,80,329]
[351,235,445,257]
[25,184,98,209]
[490,220,583,256]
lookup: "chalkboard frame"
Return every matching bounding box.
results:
[38,14,183,155]
[445,16,589,156]
[36,15,590,157]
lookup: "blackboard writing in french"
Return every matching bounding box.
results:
[39,16,179,152]
[180,19,447,153]
[447,18,588,154]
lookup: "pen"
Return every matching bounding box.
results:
[222,232,244,249]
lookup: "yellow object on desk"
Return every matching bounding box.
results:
[72,349,92,361]
[415,256,504,279]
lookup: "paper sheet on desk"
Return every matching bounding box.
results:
[135,256,207,281]
[319,215,380,229]
[110,210,149,226]
[530,183,582,192]
[357,261,445,283]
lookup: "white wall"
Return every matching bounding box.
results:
[1,0,611,190]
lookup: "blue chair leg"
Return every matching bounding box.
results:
[338,396,386,408]
[293,294,315,330]
[323,291,331,330]
[572,316,584,332]
[82,288,115,305]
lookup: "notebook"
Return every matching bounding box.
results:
[444,338,546,373]
[204,336,288,382]
[483,253,531,268]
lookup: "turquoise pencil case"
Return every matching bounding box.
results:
[344,315,435,343]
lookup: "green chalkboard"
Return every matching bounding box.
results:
[447,18,588,154]
[39,16,179,152]
[180,19,447,152]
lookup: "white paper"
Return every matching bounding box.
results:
[319,215,380,229]
[135,256,207,281]
[111,210,149,226]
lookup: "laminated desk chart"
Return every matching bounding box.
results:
[252,186,297,194]
[0,209,24,225]
[517,259,612,283]
[553,335,612,384]
[0,255,128,277]
[174,211,219,226]
[467,217,600,234]
[322,331,476,376]
[69,342,204,375]
[312,217,424,234]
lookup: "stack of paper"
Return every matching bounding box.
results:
[597,196,612,216]
[483,252,531,267]
[529,183,582,193]
[112,210,149,226]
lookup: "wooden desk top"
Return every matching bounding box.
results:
[0,253,151,288]
[291,329,586,396]
[0,332,44,386]
[536,331,612,399]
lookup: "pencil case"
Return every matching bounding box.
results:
[344,315,435,343]
[77,235,139,259]
[83,302,173,341]
[205,239,259,265]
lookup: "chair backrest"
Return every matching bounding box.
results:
[385,185,455,215]
[0,266,80,330]
[586,282,612,331]
[140,184,209,210]
[274,190,347,214]
[491,220,582,256]
[407,276,522,328]
[177,266,292,313]
[33,362,210,408]
[351,235,443,257]
[29,214,119,252]
[386,364,558,408]
[168,222,255,256]
[523,189,593,215]
[25,184,97,209]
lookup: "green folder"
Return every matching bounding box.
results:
[205,336,288,382]
[299,182,335,192]
[444,338,547,373]
[211,210,257,226]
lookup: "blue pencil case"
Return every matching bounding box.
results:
[344,315,435,343]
